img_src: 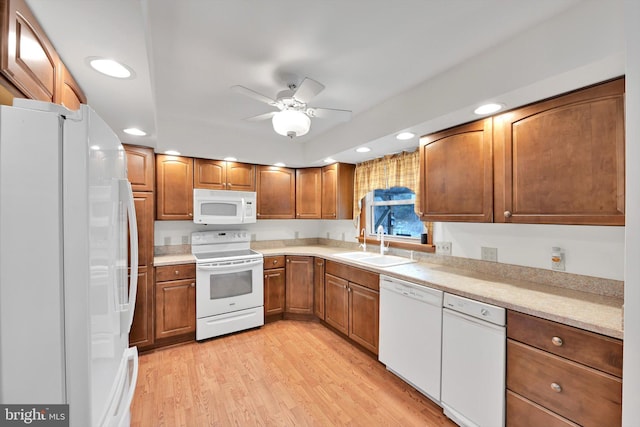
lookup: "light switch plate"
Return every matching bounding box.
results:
[435,241,452,255]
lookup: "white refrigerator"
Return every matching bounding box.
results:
[0,99,139,426]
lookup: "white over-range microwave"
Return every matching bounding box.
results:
[193,189,257,224]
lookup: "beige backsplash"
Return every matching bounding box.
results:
[156,238,623,300]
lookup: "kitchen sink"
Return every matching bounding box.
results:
[334,251,415,267]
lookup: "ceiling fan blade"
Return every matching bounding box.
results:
[309,107,352,122]
[245,111,277,122]
[231,85,276,105]
[293,78,325,103]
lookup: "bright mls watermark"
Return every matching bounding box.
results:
[0,405,68,426]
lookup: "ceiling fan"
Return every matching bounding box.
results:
[231,77,352,138]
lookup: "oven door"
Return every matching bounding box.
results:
[195,258,264,319]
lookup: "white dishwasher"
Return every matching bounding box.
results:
[441,293,506,427]
[379,275,443,403]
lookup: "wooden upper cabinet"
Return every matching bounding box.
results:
[57,63,86,110]
[156,154,194,220]
[124,144,155,192]
[296,168,322,219]
[256,165,295,219]
[194,158,256,191]
[0,0,57,102]
[494,78,625,225]
[419,118,494,222]
[322,163,355,219]
[0,0,86,108]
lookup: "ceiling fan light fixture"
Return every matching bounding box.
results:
[272,110,310,138]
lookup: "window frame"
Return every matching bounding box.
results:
[358,190,434,253]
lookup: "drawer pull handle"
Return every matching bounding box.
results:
[550,382,562,393]
[175,270,179,275]
[273,260,278,264]
[551,336,564,346]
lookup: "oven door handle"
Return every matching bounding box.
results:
[197,258,263,271]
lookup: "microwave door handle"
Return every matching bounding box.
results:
[241,198,246,223]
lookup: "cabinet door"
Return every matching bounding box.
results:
[349,282,379,354]
[56,63,86,110]
[256,165,295,219]
[296,168,322,219]
[321,163,355,219]
[0,0,57,102]
[129,266,153,349]
[124,145,155,192]
[156,154,193,220]
[313,258,325,319]
[285,256,314,314]
[419,118,493,222]
[325,273,349,335]
[494,78,625,225]
[194,158,226,190]
[227,162,256,191]
[131,192,154,267]
[155,277,196,339]
[264,267,285,315]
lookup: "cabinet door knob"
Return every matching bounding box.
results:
[504,210,512,218]
[175,270,180,275]
[190,283,195,288]
[550,382,562,393]
[286,259,290,263]
[551,336,564,346]
[273,259,278,265]
[188,212,193,217]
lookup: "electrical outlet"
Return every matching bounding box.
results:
[551,247,565,271]
[481,247,498,262]
[435,241,452,255]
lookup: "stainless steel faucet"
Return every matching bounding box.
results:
[360,228,367,252]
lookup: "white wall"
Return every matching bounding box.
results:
[623,0,640,424]
[435,223,624,280]
[154,219,358,246]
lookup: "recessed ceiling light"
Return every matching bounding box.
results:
[396,132,415,140]
[223,157,237,162]
[273,162,286,167]
[87,57,135,79]
[123,127,146,136]
[164,150,181,155]
[474,103,504,115]
[356,147,371,153]
[323,158,336,163]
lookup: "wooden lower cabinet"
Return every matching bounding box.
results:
[264,256,286,317]
[325,273,349,335]
[348,282,379,354]
[155,264,196,340]
[506,310,622,427]
[324,261,380,354]
[285,256,314,314]
[129,266,153,350]
[313,257,325,319]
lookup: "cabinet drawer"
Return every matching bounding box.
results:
[507,391,578,427]
[156,264,196,282]
[507,310,623,377]
[507,340,621,427]
[325,260,379,291]
[264,255,286,269]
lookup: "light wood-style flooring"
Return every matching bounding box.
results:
[131,321,456,426]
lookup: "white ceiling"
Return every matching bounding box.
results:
[25,0,586,167]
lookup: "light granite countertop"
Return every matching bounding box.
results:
[155,245,623,339]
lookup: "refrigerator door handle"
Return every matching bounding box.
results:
[98,346,139,427]
[122,179,138,334]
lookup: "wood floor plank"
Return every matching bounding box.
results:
[131,321,456,426]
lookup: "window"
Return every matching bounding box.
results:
[366,187,423,239]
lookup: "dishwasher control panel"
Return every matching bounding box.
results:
[443,293,505,326]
